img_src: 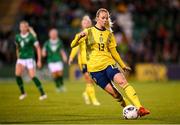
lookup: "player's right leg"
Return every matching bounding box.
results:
[15,59,26,100]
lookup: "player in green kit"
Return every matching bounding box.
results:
[15,21,47,100]
[42,28,67,92]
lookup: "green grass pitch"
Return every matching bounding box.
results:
[0,79,180,124]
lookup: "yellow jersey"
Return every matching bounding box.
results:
[84,26,117,72]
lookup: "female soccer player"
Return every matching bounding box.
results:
[69,15,100,106]
[42,28,67,92]
[71,8,150,117]
[15,21,47,100]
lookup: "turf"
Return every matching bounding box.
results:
[0,79,180,124]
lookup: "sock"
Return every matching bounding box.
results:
[59,76,64,86]
[54,77,60,88]
[86,84,98,102]
[32,77,45,95]
[111,85,131,107]
[16,76,25,94]
[124,84,142,108]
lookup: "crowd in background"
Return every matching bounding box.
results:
[0,0,179,72]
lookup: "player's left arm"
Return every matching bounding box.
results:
[59,40,67,63]
[109,34,131,72]
[60,49,67,63]
[34,42,42,68]
[16,47,19,59]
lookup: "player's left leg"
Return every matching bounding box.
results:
[113,73,142,108]
[58,70,65,91]
[113,73,150,117]
[29,68,47,100]
[52,72,61,89]
[28,67,47,100]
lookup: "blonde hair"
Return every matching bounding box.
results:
[96,8,113,32]
[20,21,37,37]
[83,15,92,25]
[49,28,58,33]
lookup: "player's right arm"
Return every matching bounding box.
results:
[70,31,87,48]
[15,35,19,59]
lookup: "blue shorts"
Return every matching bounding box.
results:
[90,65,120,89]
[81,64,88,74]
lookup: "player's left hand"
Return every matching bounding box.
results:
[123,66,131,72]
[37,61,42,69]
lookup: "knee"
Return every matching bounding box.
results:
[118,79,128,88]
[15,70,22,76]
[30,76,35,80]
[29,73,35,79]
[52,72,61,78]
[114,73,128,88]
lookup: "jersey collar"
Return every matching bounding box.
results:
[50,39,58,44]
[94,25,106,31]
[20,32,29,38]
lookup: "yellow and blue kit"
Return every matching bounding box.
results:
[71,26,126,89]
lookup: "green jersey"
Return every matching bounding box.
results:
[15,33,38,59]
[43,39,64,63]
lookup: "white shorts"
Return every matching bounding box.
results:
[48,61,63,73]
[16,58,36,69]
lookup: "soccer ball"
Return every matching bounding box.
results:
[123,105,138,119]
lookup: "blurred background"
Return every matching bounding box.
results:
[0,0,180,81]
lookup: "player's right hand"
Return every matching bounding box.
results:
[78,31,86,38]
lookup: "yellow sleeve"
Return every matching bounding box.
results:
[108,33,117,49]
[108,33,126,68]
[69,45,79,59]
[70,34,80,48]
[70,30,88,48]
[109,47,126,68]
